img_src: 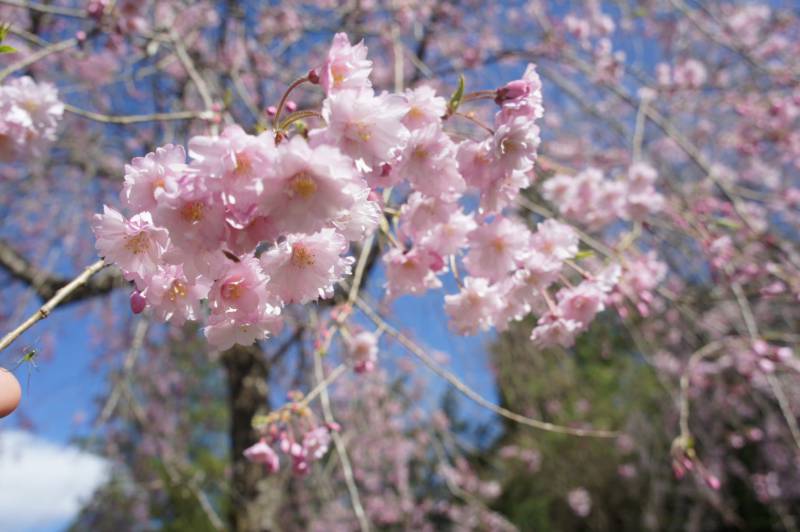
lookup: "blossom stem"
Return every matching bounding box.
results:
[278,109,323,131]
[273,76,310,129]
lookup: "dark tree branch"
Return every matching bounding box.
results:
[0,239,125,304]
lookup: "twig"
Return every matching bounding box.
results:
[353,296,618,438]
[64,103,213,124]
[0,259,106,353]
[0,0,86,18]
[313,352,370,531]
[0,37,77,81]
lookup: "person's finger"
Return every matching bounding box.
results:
[0,368,21,418]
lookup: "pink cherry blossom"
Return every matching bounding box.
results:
[444,277,504,335]
[0,76,63,161]
[122,144,186,212]
[394,124,465,199]
[261,136,363,235]
[319,33,373,94]
[243,439,280,473]
[208,255,269,316]
[464,217,530,282]
[92,206,169,287]
[383,247,443,300]
[318,89,409,170]
[402,85,447,130]
[260,229,354,304]
[344,330,379,373]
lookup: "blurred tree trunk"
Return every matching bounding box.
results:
[222,345,282,532]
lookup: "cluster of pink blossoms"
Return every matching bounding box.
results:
[0,76,63,162]
[244,391,339,476]
[92,32,631,352]
[543,162,664,230]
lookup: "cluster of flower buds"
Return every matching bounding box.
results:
[93,32,631,351]
[0,76,63,162]
[245,390,339,475]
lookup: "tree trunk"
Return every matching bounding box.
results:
[222,345,282,532]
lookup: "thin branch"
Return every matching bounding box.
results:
[0,0,86,18]
[0,37,77,81]
[313,351,370,532]
[0,259,107,353]
[64,103,213,124]
[352,295,618,438]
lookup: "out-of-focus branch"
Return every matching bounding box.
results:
[0,37,77,81]
[64,103,214,124]
[0,0,86,18]
[313,352,370,532]
[352,294,619,438]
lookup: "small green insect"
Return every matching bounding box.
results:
[10,342,39,391]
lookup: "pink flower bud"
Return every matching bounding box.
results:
[705,474,721,491]
[495,80,530,104]
[286,100,297,112]
[266,106,277,117]
[130,291,146,314]
[307,68,320,84]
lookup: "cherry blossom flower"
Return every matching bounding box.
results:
[204,306,282,350]
[383,247,443,300]
[243,439,280,473]
[394,124,465,199]
[261,136,363,235]
[208,255,269,316]
[318,89,409,169]
[444,277,504,335]
[557,282,607,329]
[260,229,354,304]
[319,32,373,94]
[122,144,186,212]
[0,76,63,161]
[530,311,582,348]
[530,219,579,262]
[92,206,169,287]
[402,85,447,130]
[464,217,530,282]
[344,331,379,373]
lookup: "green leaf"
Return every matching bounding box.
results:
[0,23,9,43]
[0,44,16,54]
[447,74,465,115]
[574,250,595,261]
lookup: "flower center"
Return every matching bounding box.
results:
[353,122,371,142]
[180,201,205,223]
[235,151,251,175]
[291,244,315,267]
[124,232,149,254]
[412,146,429,160]
[167,280,187,302]
[491,237,506,253]
[331,64,346,87]
[289,172,318,199]
[221,278,245,300]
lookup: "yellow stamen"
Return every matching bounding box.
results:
[123,232,149,254]
[180,201,204,223]
[167,280,187,302]
[291,244,315,267]
[288,172,318,199]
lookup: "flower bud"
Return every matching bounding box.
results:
[130,291,146,314]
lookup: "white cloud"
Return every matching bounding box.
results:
[0,430,110,532]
